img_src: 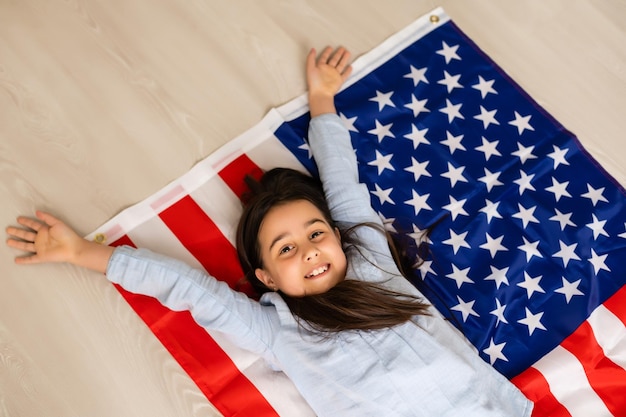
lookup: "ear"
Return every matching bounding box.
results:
[255,268,276,290]
[334,227,342,242]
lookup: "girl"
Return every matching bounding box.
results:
[6,46,532,416]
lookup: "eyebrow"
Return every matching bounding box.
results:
[268,218,326,252]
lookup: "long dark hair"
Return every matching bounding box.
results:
[236,168,429,333]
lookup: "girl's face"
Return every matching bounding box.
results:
[255,199,347,297]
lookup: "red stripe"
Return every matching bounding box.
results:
[110,234,279,416]
[159,195,245,289]
[218,153,264,198]
[511,367,571,417]
[560,320,626,416]
[603,284,626,326]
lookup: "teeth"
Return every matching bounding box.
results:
[307,265,328,278]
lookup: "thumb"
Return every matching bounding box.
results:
[306,47,317,73]
[36,210,62,228]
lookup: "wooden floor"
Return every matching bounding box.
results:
[1,1,625,416]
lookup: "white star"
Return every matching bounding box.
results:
[446,264,474,288]
[378,212,396,233]
[517,272,545,299]
[369,90,395,111]
[298,142,312,159]
[480,233,508,258]
[545,177,572,202]
[485,266,510,289]
[490,299,509,325]
[473,106,500,129]
[518,237,542,262]
[443,196,469,221]
[403,65,429,86]
[553,240,581,267]
[478,168,504,192]
[589,248,611,275]
[508,111,535,135]
[404,190,432,216]
[547,145,570,169]
[441,162,468,187]
[518,307,547,336]
[581,184,609,206]
[408,223,431,245]
[439,99,464,123]
[440,131,466,154]
[620,223,626,239]
[512,203,539,229]
[404,157,432,182]
[437,70,463,93]
[555,277,584,303]
[513,170,536,195]
[443,230,471,255]
[451,296,479,322]
[475,137,501,161]
[483,338,508,365]
[404,95,430,118]
[472,75,497,98]
[512,142,537,164]
[417,259,436,279]
[371,184,395,205]
[586,214,609,240]
[549,208,576,231]
[367,150,395,175]
[403,124,430,149]
[367,120,395,142]
[436,41,461,64]
[480,199,503,224]
[339,113,358,133]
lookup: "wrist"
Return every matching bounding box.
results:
[308,91,336,118]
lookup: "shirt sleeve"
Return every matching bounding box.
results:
[308,113,396,268]
[106,245,279,357]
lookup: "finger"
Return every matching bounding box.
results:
[16,216,45,232]
[328,46,346,67]
[6,238,36,253]
[14,253,42,265]
[336,49,352,72]
[317,46,333,65]
[341,65,353,81]
[306,47,317,73]
[36,210,62,228]
[5,226,37,242]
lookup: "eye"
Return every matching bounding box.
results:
[279,245,294,255]
[310,230,324,240]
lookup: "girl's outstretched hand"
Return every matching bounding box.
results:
[6,211,85,265]
[6,211,114,273]
[306,46,353,117]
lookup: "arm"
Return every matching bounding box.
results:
[6,212,278,356]
[305,48,396,267]
[6,211,114,272]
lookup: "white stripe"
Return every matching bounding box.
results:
[126,216,204,270]
[533,345,612,417]
[588,304,626,369]
[248,135,309,174]
[188,175,243,247]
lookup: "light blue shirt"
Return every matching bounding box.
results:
[107,114,533,416]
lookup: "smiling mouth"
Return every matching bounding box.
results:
[305,264,329,279]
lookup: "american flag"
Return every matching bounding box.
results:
[89,8,626,417]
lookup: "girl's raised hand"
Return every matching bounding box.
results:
[306,46,352,117]
[6,211,85,265]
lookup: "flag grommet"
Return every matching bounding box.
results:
[94,233,106,244]
[430,15,440,24]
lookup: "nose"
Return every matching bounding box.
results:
[304,245,319,262]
